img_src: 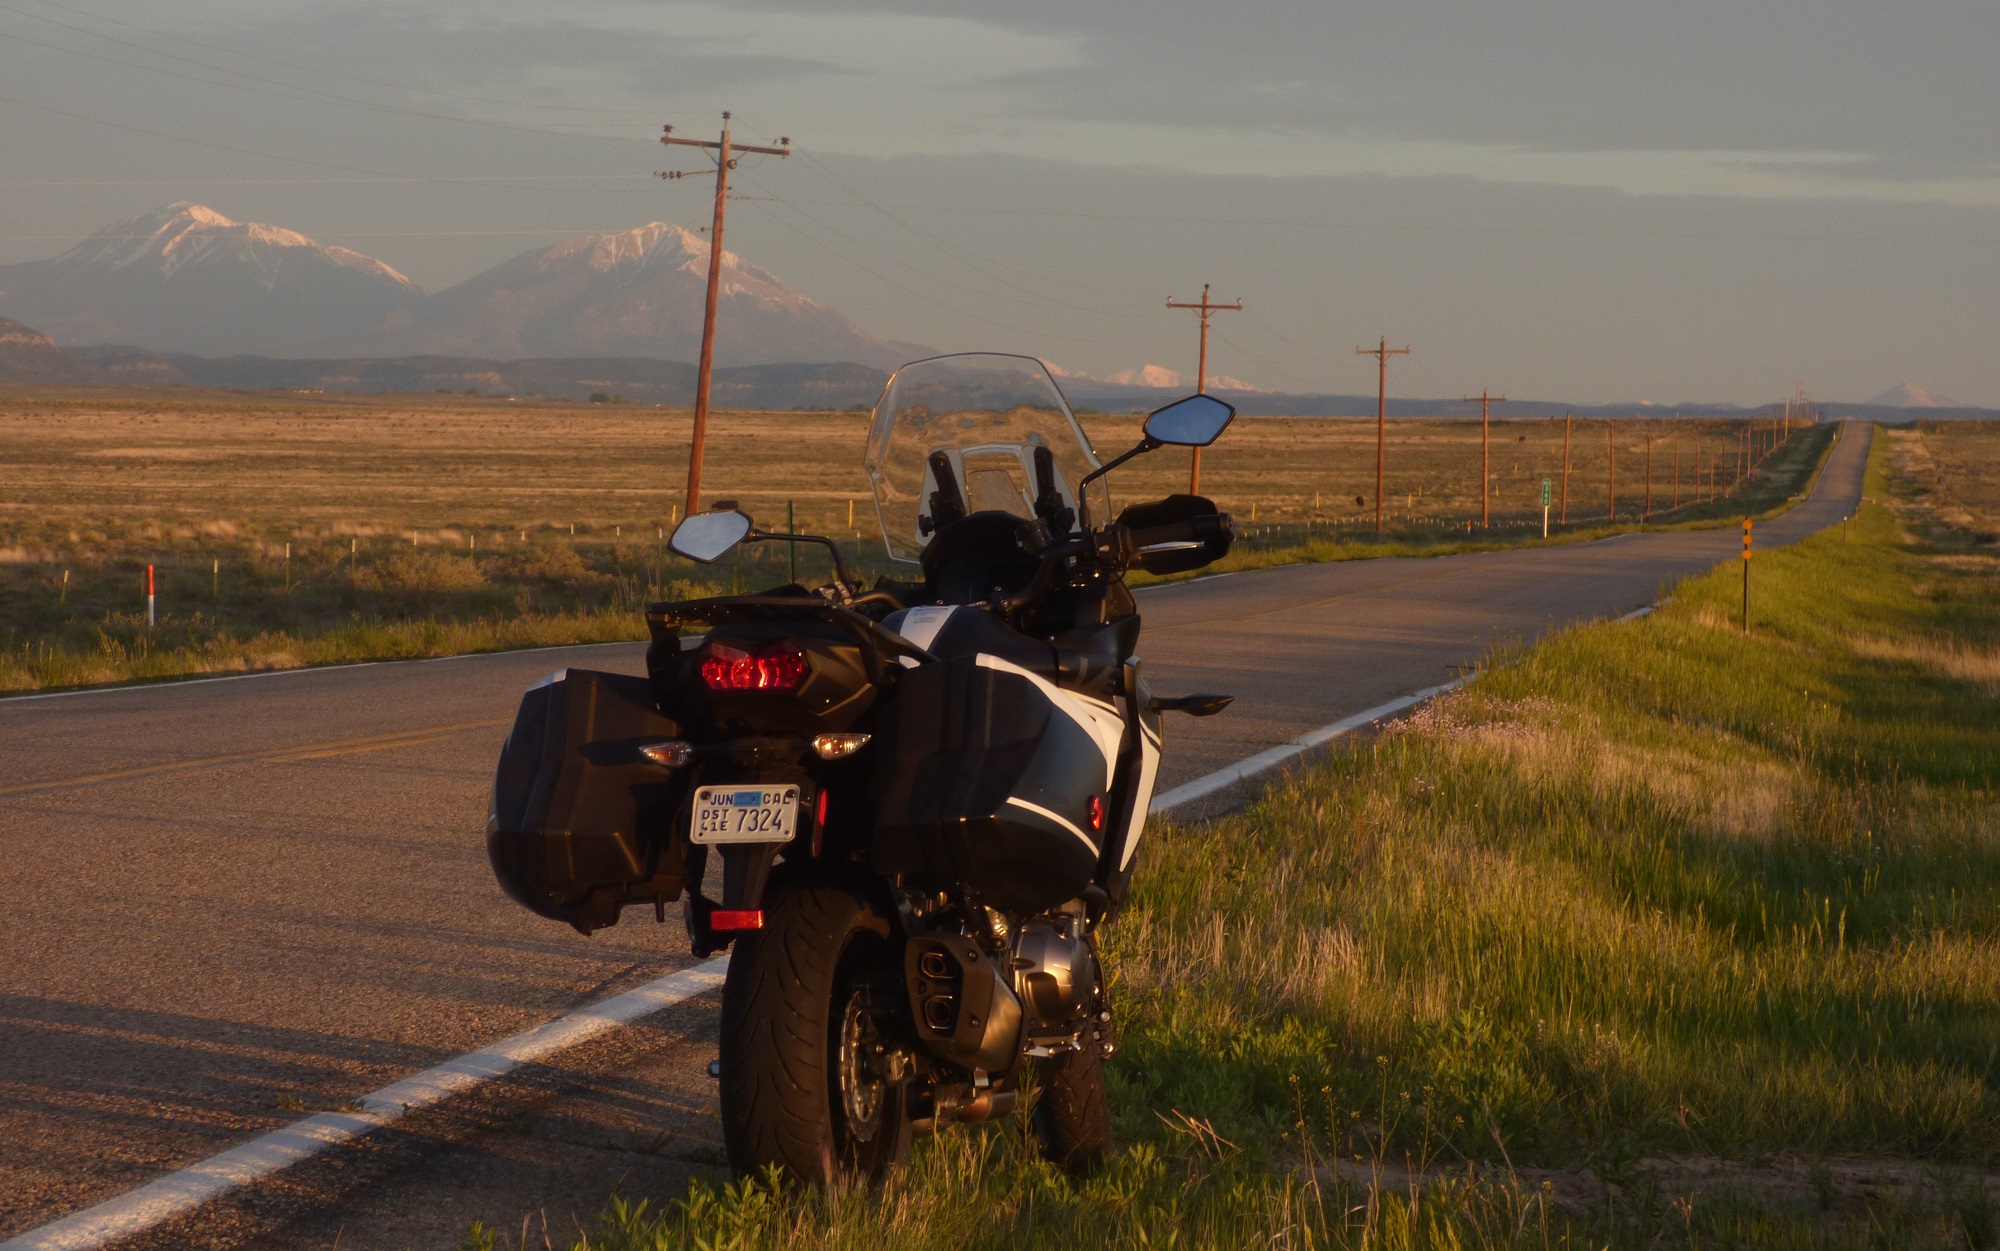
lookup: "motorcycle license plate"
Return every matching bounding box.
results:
[690,785,800,845]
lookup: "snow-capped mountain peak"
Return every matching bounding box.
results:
[0,202,423,354]
[0,204,927,367]
[60,202,414,287]
[1867,383,1960,408]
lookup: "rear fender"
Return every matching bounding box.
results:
[684,841,787,957]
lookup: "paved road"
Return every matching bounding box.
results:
[0,423,1868,1246]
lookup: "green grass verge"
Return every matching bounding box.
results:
[459,426,1999,1248]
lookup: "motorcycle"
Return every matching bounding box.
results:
[487,352,1237,1184]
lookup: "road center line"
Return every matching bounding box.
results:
[0,719,511,798]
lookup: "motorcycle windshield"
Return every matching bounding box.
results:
[864,353,1108,564]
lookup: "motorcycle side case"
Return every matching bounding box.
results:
[488,668,689,935]
[872,653,1121,915]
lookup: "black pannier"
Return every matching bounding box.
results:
[872,654,1114,915]
[488,668,689,934]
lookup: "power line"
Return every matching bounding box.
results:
[0,10,647,142]
[734,171,1141,317]
[789,148,1121,315]
[714,192,2000,249]
[0,174,654,187]
[0,88,609,189]
[12,0,664,116]
[738,198,1156,347]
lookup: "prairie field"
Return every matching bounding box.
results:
[468,432,2000,1247]
[1890,419,2000,542]
[0,385,1823,691]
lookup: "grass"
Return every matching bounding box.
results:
[1888,420,2000,543]
[454,425,2000,1248]
[0,384,1830,692]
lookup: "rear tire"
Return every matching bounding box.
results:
[1034,1040,1113,1174]
[719,885,910,1187]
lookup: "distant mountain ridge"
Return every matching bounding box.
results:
[0,204,421,356]
[8,326,1994,423]
[0,204,929,368]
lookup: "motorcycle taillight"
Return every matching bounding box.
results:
[699,641,809,692]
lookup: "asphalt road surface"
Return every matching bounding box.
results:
[0,424,1868,1248]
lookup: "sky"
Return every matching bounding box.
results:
[3,0,1998,405]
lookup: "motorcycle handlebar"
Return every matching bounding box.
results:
[1125,513,1229,554]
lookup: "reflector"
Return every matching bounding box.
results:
[710,909,765,931]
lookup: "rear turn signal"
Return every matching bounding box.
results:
[810,731,871,760]
[638,740,693,767]
[710,909,764,931]
[699,641,808,692]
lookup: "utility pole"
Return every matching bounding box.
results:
[1357,337,1411,533]
[1560,412,1572,524]
[1463,389,1506,529]
[660,112,790,515]
[1606,421,1617,521]
[1672,426,1681,509]
[1165,285,1242,494]
[1643,421,1653,520]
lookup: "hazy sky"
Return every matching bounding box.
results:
[4,0,1998,404]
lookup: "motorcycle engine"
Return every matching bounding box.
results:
[1009,911,1097,1053]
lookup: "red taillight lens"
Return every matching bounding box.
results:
[698,641,809,692]
[1088,794,1106,831]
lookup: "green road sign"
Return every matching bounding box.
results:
[1541,478,1552,507]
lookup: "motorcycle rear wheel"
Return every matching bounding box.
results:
[1033,1040,1114,1174]
[719,885,910,1186]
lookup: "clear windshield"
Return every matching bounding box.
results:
[864,353,1109,564]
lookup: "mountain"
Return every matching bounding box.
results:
[1,206,930,369]
[0,317,84,381]
[1100,364,1186,388]
[1866,383,1961,408]
[335,222,925,369]
[0,204,421,356]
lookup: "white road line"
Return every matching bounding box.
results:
[1147,596,1669,812]
[0,960,728,1251]
[0,640,643,706]
[0,586,1675,1249]
[1148,677,1471,814]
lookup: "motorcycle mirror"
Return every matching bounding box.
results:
[1142,394,1236,447]
[668,509,753,563]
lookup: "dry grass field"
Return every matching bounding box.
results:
[1891,420,2000,542]
[0,385,1803,537]
[0,384,1825,690]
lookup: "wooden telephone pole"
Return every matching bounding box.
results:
[1560,412,1572,523]
[660,112,790,515]
[1357,337,1411,533]
[1165,285,1242,494]
[1463,389,1506,529]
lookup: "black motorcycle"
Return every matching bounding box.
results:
[488,353,1235,1184]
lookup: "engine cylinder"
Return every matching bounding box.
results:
[1009,913,1096,1048]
